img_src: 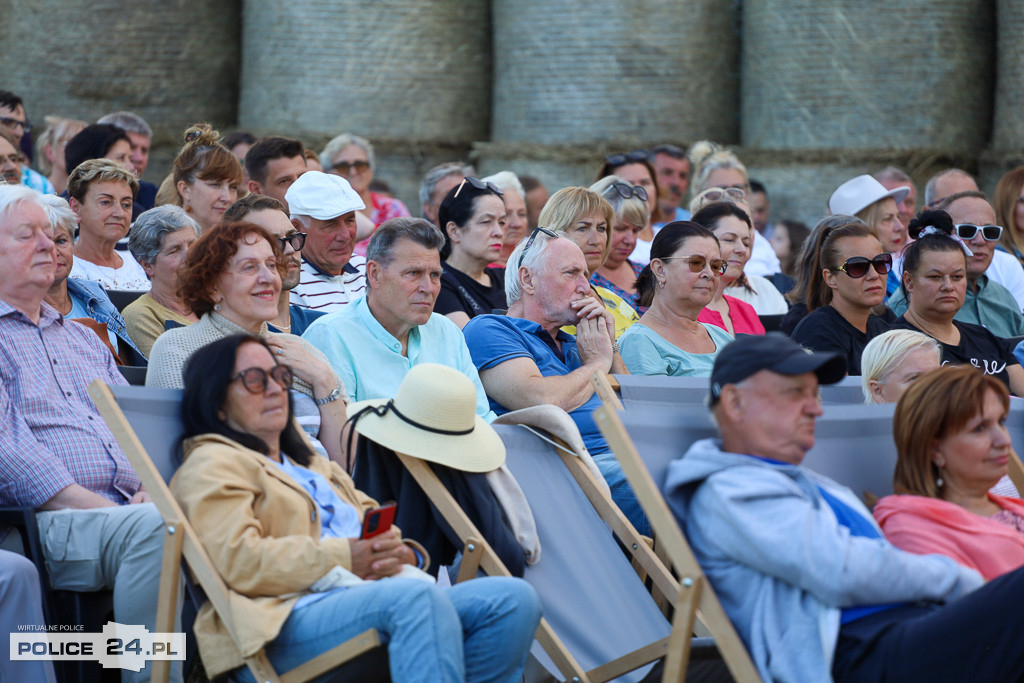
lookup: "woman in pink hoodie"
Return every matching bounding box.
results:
[874,365,1024,580]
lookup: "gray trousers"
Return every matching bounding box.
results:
[37,503,183,683]
[0,549,56,683]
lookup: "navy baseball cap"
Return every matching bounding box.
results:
[709,333,847,405]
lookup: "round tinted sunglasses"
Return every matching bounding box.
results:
[608,182,648,202]
[699,187,746,202]
[954,223,1003,241]
[659,254,728,275]
[231,365,294,394]
[833,253,893,278]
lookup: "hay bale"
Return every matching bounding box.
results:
[491,0,740,145]
[993,0,1024,150]
[239,0,490,143]
[0,0,240,141]
[742,0,995,153]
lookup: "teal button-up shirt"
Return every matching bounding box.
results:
[302,295,496,421]
[888,275,1024,339]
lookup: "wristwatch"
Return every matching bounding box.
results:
[314,387,342,406]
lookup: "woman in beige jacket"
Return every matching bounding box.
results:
[171,334,540,682]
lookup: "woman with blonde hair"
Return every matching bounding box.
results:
[170,123,243,231]
[589,175,648,311]
[994,166,1024,267]
[35,116,86,194]
[860,329,942,404]
[538,186,640,335]
[689,140,781,278]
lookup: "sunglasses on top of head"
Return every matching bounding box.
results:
[833,253,893,278]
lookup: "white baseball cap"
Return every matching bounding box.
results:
[828,174,910,216]
[285,171,366,220]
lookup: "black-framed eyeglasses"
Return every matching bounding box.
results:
[604,149,649,167]
[276,232,306,253]
[231,365,294,394]
[954,223,1003,241]
[608,182,648,202]
[0,116,31,133]
[330,160,371,174]
[833,253,893,278]
[453,176,503,198]
[517,227,559,269]
[658,255,728,275]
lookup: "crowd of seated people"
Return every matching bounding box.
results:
[12,82,1024,681]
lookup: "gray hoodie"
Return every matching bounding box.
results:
[663,438,984,682]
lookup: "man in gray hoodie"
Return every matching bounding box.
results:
[665,333,1024,682]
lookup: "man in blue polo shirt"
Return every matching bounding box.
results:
[304,217,494,427]
[463,229,646,533]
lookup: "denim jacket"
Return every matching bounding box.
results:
[65,278,147,365]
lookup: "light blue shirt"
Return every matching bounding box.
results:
[273,454,361,608]
[303,295,496,421]
[619,322,733,377]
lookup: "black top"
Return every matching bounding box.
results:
[791,305,890,376]
[890,316,1019,389]
[434,263,508,318]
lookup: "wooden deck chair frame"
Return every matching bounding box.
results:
[391,427,700,683]
[590,372,760,683]
[88,380,382,683]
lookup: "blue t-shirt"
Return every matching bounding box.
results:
[464,315,609,454]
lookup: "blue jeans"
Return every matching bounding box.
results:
[232,576,541,683]
[591,451,652,537]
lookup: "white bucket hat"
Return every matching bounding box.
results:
[346,363,505,472]
[828,174,910,216]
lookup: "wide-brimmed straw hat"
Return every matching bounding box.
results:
[347,363,505,472]
[828,174,910,216]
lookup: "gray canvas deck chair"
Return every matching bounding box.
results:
[87,381,386,683]
[597,374,901,504]
[386,404,748,682]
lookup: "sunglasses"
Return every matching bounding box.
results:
[608,182,648,202]
[0,116,31,133]
[833,253,893,278]
[954,223,1003,241]
[659,255,728,275]
[604,149,649,167]
[699,187,746,202]
[331,160,371,174]
[276,232,306,253]
[517,226,559,269]
[231,365,294,394]
[453,176,503,198]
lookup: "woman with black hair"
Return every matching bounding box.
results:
[617,221,733,376]
[691,201,765,335]
[172,334,541,683]
[890,209,1024,395]
[434,177,508,328]
[790,215,893,375]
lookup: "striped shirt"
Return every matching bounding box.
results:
[290,256,367,313]
[0,301,138,508]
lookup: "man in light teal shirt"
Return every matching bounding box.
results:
[303,217,496,421]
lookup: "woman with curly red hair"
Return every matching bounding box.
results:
[146,221,350,467]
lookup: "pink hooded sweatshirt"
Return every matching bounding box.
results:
[874,493,1024,581]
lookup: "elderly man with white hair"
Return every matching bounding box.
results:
[463,228,648,534]
[285,171,373,314]
[0,184,180,683]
